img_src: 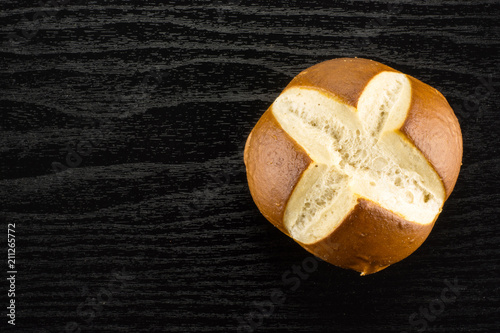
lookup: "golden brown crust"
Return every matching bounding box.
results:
[299,198,435,275]
[244,109,312,233]
[244,58,462,274]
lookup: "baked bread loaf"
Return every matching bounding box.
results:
[244,58,462,275]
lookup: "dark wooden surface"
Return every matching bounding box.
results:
[1,1,499,332]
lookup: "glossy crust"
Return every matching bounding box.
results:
[244,58,463,275]
[402,76,463,198]
[244,110,311,232]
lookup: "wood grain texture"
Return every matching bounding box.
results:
[0,0,499,332]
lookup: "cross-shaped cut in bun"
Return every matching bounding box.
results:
[244,58,463,275]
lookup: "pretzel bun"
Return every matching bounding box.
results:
[244,58,462,275]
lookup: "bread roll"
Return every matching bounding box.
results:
[244,58,462,275]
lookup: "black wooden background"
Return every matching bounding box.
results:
[1,1,499,332]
